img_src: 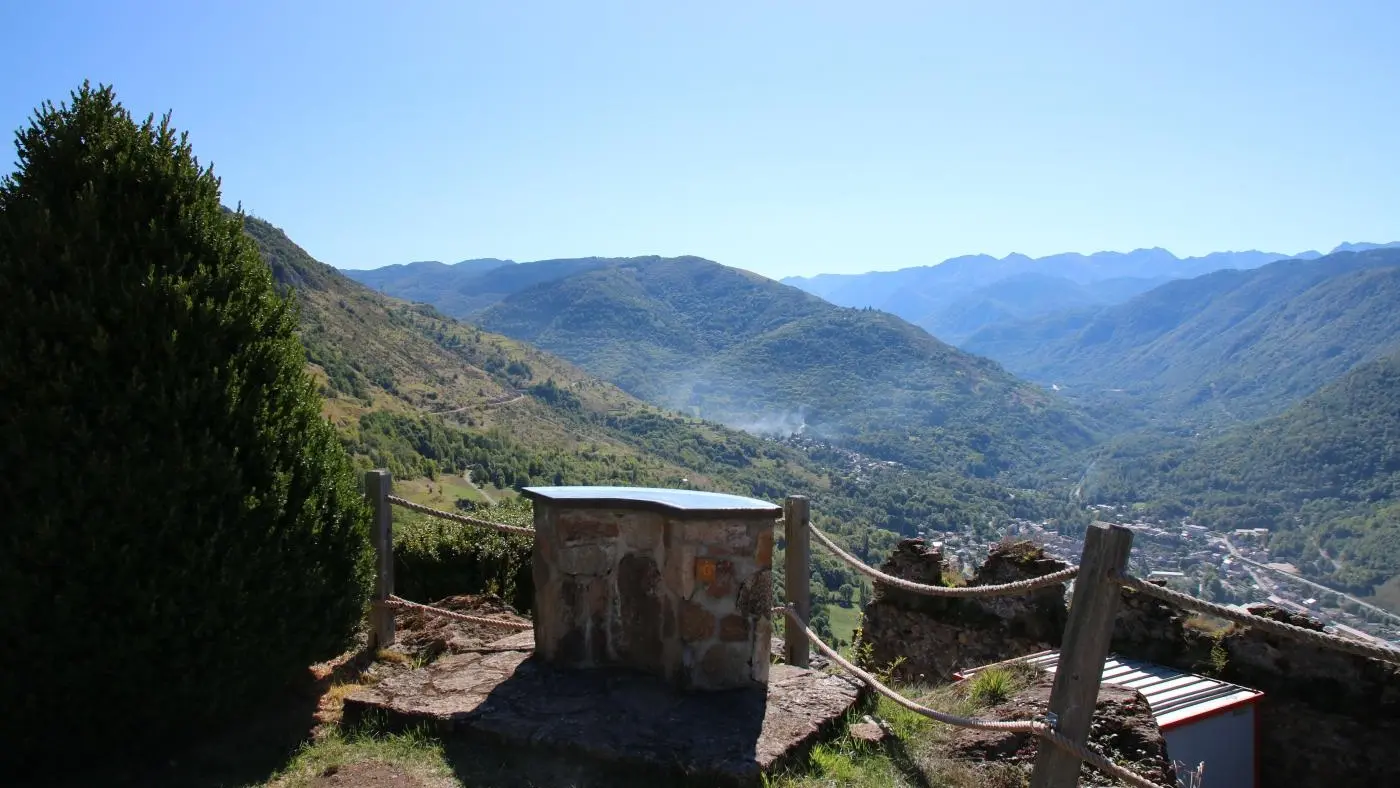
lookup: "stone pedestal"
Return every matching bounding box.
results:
[522,486,781,691]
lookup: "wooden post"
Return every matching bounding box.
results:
[1030,522,1134,788]
[366,469,395,649]
[783,495,811,668]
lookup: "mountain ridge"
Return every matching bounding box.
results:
[779,242,1398,344]
[473,256,1099,479]
[1088,347,1400,600]
[961,247,1400,425]
[241,215,1093,584]
[780,241,1400,289]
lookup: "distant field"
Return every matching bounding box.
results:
[391,473,513,509]
[825,602,862,646]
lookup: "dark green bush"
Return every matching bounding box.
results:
[392,499,536,613]
[0,83,373,771]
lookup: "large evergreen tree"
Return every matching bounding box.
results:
[0,83,373,771]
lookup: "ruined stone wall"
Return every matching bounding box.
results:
[1113,589,1400,788]
[858,539,1069,682]
[531,504,774,691]
[859,537,1400,788]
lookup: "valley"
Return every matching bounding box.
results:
[340,239,1400,632]
[246,216,1102,639]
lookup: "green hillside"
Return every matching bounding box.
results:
[962,248,1400,425]
[473,256,1098,479]
[343,255,624,317]
[240,216,1093,621]
[1087,349,1400,599]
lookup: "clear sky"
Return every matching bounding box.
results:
[3,1,1398,279]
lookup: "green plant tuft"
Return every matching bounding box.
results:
[967,666,1016,706]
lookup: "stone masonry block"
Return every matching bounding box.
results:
[524,488,781,691]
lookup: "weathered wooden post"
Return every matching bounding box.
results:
[783,495,811,668]
[1030,522,1134,788]
[365,469,395,649]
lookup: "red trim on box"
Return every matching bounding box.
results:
[1254,693,1263,788]
[1157,693,1261,731]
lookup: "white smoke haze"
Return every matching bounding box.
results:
[659,371,813,437]
[720,409,808,437]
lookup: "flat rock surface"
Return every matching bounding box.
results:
[344,632,865,787]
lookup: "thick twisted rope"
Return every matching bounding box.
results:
[1116,573,1400,665]
[777,606,1164,788]
[385,595,534,630]
[386,495,536,536]
[808,524,1079,597]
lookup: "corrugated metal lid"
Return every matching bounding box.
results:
[957,650,1264,729]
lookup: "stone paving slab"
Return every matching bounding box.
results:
[344,632,867,787]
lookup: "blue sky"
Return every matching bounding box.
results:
[3,1,1398,278]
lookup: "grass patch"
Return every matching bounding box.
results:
[966,666,1015,706]
[825,602,862,648]
[393,474,491,509]
[258,724,455,788]
[769,674,1035,788]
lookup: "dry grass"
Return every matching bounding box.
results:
[1182,614,1235,637]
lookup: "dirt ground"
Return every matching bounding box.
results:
[308,761,429,787]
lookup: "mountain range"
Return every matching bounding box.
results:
[1086,346,1400,604]
[242,216,1105,618]
[781,243,1400,345]
[332,236,1400,608]
[472,256,1098,478]
[963,247,1400,426]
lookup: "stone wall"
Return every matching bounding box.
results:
[531,504,774,691]
[858,538,1069,682]
[858,536,1400,788]
[1113,589,1400,788]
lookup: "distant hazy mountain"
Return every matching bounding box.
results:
[472,255,1097,478]
[961,247,1400,424]
[782,244,1399,344]
[342,258,518,315]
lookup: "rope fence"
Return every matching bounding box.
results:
[385,494,535,536]
[809,523,1081,597]
[363,470,538,650]
[806,520,1400,665]
[801,511,1400,787]
[385,594,533,630]
[778,605,1166,788]
[359,477,1400,787]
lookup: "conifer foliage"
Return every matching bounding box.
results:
[0,83,373,770]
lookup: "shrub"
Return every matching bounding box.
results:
[392,498,535,612]
[0,83,372,771]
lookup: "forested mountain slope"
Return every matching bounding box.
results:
[962,248,1400,424]
[474,256,1098,479]
[344,255,642,317]
[1087,349,1400,600]
[242,217,1089,593]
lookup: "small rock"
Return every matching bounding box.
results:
[848,721,888,745]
